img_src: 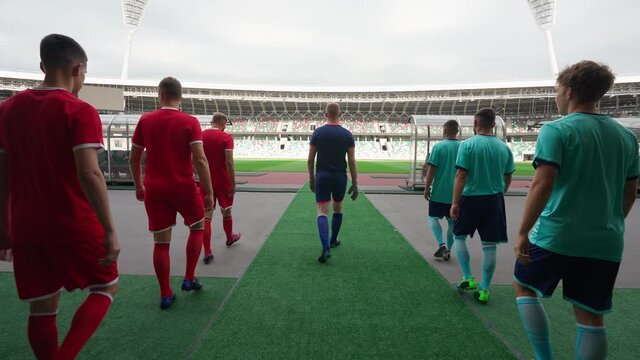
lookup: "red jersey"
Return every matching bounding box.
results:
[131,107,202,190]
[202,128,234,190]
[0,89,104,244]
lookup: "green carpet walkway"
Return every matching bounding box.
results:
[0,275,236,359]
[188,189,514,359]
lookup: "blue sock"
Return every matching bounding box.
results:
[516,297,553,360]
[480,245,497,290]
[453,235,472,279]
[317,215,329,249]
[428,217,444,245]
[331,213,343,243]
[576,324,607,360]
[446,218,454,250]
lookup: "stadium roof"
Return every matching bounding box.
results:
[2,70,640,93]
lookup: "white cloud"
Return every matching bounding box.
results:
[0,0,638,86]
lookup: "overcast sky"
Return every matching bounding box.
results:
[1,0,639,87]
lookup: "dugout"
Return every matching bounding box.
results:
[407,115,507,190]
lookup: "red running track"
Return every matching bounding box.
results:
[237,172,531,189]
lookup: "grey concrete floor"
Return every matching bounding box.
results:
[368,194,640,289]
[0,191,295,279]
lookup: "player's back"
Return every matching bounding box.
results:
[458,135,513,196]
[429,139,460,203]
[531,113,639,261]
[202,129,233,188]
[311,124,355,172]
[0,89,103,243]
[132,108,202,189]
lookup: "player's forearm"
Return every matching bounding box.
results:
[307,159,315,179]
[348,160,358,185]
[194,158,213,195]
[452,170,466,205]
[504,174,513,193]
[424,166,436,189]
[226,161,236,186]
[128,155,143,188]
[623,179,638,218]
[517,177,553,235]
[77,169,115,233]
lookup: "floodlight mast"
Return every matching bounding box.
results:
[527,0,559,76]
[121,0,149,80]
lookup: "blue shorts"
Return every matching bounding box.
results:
[514,244,620,314]
[453,193,507,243]
[315,171,347,204]
[429,200,452,219]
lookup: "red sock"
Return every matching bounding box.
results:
[28,314,58,360]
[223,216,233,241]
[203,219,212,256]
[153,243,172,298]
[186,230,203,281]
[58,293,112,360]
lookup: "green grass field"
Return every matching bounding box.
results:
[236,159,536,176]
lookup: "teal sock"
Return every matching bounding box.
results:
[453,235,472,279]
[480,245,497,290]
[446,218,454,250]
[576,324,607,360]
[516,297,553,360]
[428,217,444,245]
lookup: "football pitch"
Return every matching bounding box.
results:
[1,188,637,359]
[235,159,536,176]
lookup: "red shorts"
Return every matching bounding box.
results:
[144,183,205,232]
[12,234,119,301]
[214,188,234,211]
[200,186,234,213]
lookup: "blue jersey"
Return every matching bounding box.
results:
[310,123,355,172]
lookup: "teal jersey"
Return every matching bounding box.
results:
[530,113,640,262]
[455,135,515,196]
[427,139,460,204]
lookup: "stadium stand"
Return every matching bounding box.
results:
[2,72,639,163]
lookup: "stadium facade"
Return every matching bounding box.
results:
[2,70,639,164]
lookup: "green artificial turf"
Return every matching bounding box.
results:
[234,159,412,174]
[514,162,535,176]
[0,274,235,360]
[464,285,640,360]
[235,159,535,176]
[189,188,514,359]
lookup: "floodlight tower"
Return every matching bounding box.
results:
[121,0,149,80]
[527,0,559,76]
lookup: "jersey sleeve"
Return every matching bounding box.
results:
[188,117,203,145]
[504,146,516,174]
[226,135,235,151]
[626,137,640,180]
[131,117,145,149]
[427,145,439,167]
[533,124,563,169]
[69,103,104,152]
[455,142,470,171]
[347,131,355,148]
[310,130,318,147]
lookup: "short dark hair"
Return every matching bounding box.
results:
[443,120,459,135]
[158,77,182,100]
[212,112,227,124]
[474,108,496,129]
[40,34,87,71]
[556,60,615,103]
[326,103,340,117]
